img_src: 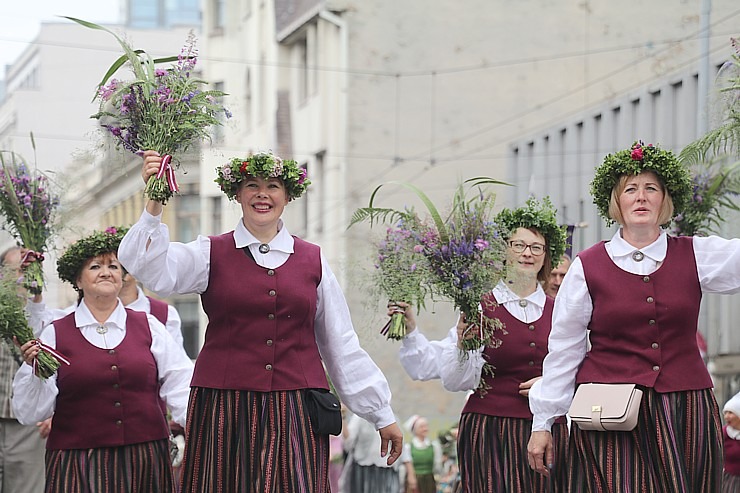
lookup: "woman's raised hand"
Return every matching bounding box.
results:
[141,150,162,184]
[456,312,479,349]
[386,301,417,333]
[141,150,165,214]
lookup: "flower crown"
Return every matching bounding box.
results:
[215,152,310,201]
[590,141,692,226]
[494,197,568,266]
[57,226,129,288]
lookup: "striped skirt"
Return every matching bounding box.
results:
[45,439,173,493]
[180,387,329,493]
[456,413,569,492]
[723,472,740,492]
[345,463,400,492]
[568,387,723,493]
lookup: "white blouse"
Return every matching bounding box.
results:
[117,209,396,430]
[529,230,740,431]
[12,299,194,427]
[398,281,547,391]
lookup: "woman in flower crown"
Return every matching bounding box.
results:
[118,150,404,492]
[391,197,570,492]
[12,227,194,493]
[527,141,740,492]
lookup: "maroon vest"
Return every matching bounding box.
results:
[576,236,712,391]
[47,310,169,450]
[194,232,329,391]
[147,296,169,325]
[462,294,555,418]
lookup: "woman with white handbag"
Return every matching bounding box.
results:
[527,141,740,492]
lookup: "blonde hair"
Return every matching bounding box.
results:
[607,173,675,226]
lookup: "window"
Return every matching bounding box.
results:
[212,81,226,143]
[212,0,226,31]
[175,299,201,358]
[175,192,200,242]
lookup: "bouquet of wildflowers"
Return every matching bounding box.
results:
[0,150,59,295]
[371,217,431,340]
[351,178,508,351]
[412,183,509,353]
[0,267,66,379]
[670,160,740,236]
[66,17,229,204]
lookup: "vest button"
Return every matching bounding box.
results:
[652,365,660,371]
[116,420,122,426]
[268,290,276,297]
[267,269,275,276]
[266,339,273,346]
[265,364,273,371]
[114,401,121,407]
[108,349,115,355]
[648,319,656,325]
[651,342,659,349]
[643,276,650,283]
[111,365,118,371]
[268,313,275,320]
[528,325,535,331]
[529,342,536,348]
[646,297,654,303]
[113,383,120,389]
[528,361,534,366]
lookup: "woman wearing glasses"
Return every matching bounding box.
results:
[391,198,569,492]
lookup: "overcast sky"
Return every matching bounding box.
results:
[1,0,120,80]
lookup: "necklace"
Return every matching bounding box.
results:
[258,243,270,254]
[632,251,645,262]
[96,325,108,335]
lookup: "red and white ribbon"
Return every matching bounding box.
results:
[155,154,179,193]
[20,250,44,265]
[32,340,71,375]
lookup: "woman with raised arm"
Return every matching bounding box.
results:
[118,150,403,492]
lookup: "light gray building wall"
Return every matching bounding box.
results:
[201,0,739,424]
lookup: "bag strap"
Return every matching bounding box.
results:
[590,405,606,431]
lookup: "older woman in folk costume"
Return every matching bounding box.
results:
[527,142,740,492]
[118,151,403,492]
[12,228,194,493]
[392,198,570,492]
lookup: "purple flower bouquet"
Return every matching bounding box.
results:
[0,150,59,295]
[66,17,230,204]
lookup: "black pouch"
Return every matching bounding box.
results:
[304,389,342,436]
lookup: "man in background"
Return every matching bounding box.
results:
[0,247,45,493]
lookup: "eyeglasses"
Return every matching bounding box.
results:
[508,240,546,256]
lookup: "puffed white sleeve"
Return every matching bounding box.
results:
[117,209,210,296]
[147,314,194,427]
[438,334,486,392]
[398,326,459,381]
[11,324,59,424]
[693,235,740,293]
[528,257,591,432]
[313,252,396,430]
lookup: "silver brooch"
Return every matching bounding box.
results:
[96,325,108,335]
[632,251,645,262]
[258,243,270,254]
[518,299,528,308]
